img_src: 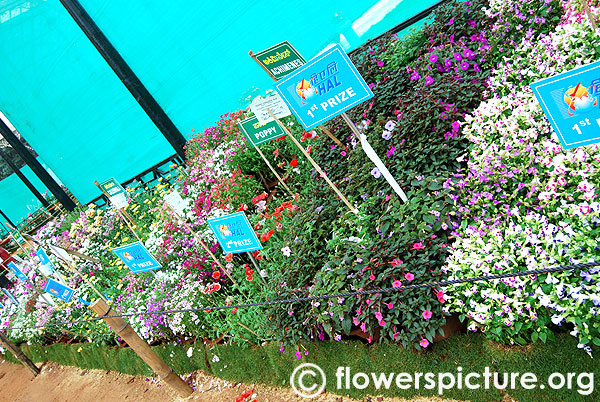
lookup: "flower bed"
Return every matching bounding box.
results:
[0,0,598,363]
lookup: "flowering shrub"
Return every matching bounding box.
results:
[446,1,600,353]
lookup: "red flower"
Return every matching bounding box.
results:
[231,307,238,314]
[236,204,248,212]
[212,271,221,280]
[290,158,298,167]
[260,229,274,242]
[306,145,313,154]
[246,275,254,281]
[390,258,403,267]
[411,242,426,250]
[225,253,233,262]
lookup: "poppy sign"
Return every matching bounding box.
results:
[6,261,27,282]
[238,115,286,146]
[274,43,373,130]
[112,241,162,273]
[44,278,75,302]
[531,60,600,149]
[207,212,262,254]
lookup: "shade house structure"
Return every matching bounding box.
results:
[0,0,441,225]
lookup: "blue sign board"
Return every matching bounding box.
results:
[44,278,75,302]
[274,43,373,130]
[36,248,55,273]
[531,60,600,149]
[6,261,27,282]
[111,241,162,273]
[207,212,262,254]
[2,288,19,306]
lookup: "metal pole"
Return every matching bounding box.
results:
[59,0,187,161]
[0,120,76,211]
[0,209,15,229]
[0,146,50,207]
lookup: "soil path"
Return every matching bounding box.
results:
[0,359,462,402]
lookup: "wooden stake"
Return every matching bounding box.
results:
[340,112,409,203]
[580,0,598,30]
[0,332,40,377]
[94,181,142,242]
[89,299,193,398]
[57,259,107,303]
[244,134,294,197]
[318,124,346,149]
[267,109,358,213]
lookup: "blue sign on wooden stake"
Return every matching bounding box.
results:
[531,60,600,149]
[2,288,19,306]
[274,43,373,130]
[36,248,56,274]
[111,241,162,273]
[6,261,28,282]
[44,278,75,302]
[207,212,262,254]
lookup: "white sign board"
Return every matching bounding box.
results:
[250,93,291,124]
[164,191,188,216]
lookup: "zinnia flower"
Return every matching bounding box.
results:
[212,271,221,280]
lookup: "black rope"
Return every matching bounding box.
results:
[3,261,597,332]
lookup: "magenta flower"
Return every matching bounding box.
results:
[423,310,433,319]
[392,280,402,288]
[440,112,449,120]
[296,351,302,360]
[420,339,430,348]
[377,60,384,67]
[410,71,421,81]
[404,272,415,281]
[375,312,383,321]
[460,61,469,71]
[453,52,462,61]
[474,64,481,72]
[425,76,435,85]
[379,320,386,327]
[429,54,438,63]
[386,147,396,158]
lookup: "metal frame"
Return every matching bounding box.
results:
[59,0,187,161]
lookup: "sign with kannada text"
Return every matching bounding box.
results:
[238,115,286,146]
[6,261,27,282]
[531,60,600,149]
[100,177,129,208]
[111,241,162,273]
[44,278,75,302]
[275,43,373,130]
[11,231,26,245]
[36,248,55,274]
[207,212,262,254]
[250,92,291,124]
[2,288,19,305]
[254,40,306,80]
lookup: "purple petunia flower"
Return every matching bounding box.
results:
[474,64,481,72]
[371,168,381,178]
[410,71,421,81]
[460,61,469,71]
[425,76,435,85]
[453,52,462,61]
[382,130,392,140]
[429,54,438,63]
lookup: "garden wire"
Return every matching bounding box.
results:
[4,261,598,332]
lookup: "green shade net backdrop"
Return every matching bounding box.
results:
[0,0,438,223]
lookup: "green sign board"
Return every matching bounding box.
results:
[99,177,125,197]
[11,231,26,245]
[254,41,306,80]
[238,116,285,146]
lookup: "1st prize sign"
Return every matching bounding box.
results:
[531,60,600,149]
[207,212,262,254]
[112,242,162,273]
[274,43,373,130]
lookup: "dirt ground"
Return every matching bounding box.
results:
[0,359,470,402]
